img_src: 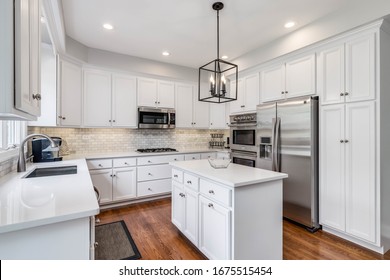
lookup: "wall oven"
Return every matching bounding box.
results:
[231,150,258,168]
[138,107,175,129]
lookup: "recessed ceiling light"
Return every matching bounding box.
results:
[162,51,170,56]
[221,55,228,59]
[284,21,296,29]
[103,23,114,30]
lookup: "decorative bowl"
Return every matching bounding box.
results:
[208,158,231,169]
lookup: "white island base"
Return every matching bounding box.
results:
[170,159,288,260]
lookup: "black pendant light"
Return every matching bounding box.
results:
[198,2,238,103]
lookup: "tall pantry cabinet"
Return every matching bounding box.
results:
[318,20,390,253]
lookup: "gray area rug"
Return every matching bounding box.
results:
[95,220,141,260]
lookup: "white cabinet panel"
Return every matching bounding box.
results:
[172,182,185,230]
[285,54,316,99]
[229,79,245,114]
[184,154,201,161]
[113,167,137,201]
[229,74,259,114]
[83,69,112,127]
[209,102,227,129]
[89,169,112,204]
[183,186,198,245]
[137,178,172,197]
[137,164,172,181]
[158,80,175,108]
[137,77,158,107]
[260,63,285,103]
[112,74,137,127]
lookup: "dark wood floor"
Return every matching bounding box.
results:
[97,198,390,260]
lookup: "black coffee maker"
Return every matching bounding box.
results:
[31,137,63,162]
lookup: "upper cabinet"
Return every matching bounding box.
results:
[260,53,316,103]
[317,33,376,105]
[57,58,82,126]
[1,0,41,120]
[209,103,228,129]
[83,68,137,127]
[137,77,175,108]
[175,83,209,129]
[229,73,259,114]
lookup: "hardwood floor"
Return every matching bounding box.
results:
[97,198,390,260]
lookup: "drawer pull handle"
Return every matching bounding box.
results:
[98,164,103,167]
[187,180,192,184]
[340,93,344,96]
[148,173,152,176]
[148,160,152,163]
[209,190,215,194]
[174,174,178,178]
[208,203,214,208]
[124,162,128,165]
[174,158,177,161]
[148,188,152,191]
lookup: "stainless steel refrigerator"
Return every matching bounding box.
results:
[256,96,319,231]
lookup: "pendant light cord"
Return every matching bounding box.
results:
[217,9,220,59]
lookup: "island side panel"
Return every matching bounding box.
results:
[233,180,283,260]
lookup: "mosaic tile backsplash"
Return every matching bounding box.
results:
[27,127,229,154]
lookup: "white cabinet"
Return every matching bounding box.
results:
[0,0,41,119]
[229,73,259,114]
[200,152,217,159]
[112,167,137,201]
[317,33,376,105]
[320,101,376,243]
[209,103,228,129]
[137,78,175,108]
[175,83,209,128]
[57,58,82,126]
[89,169,112,204]
[260,53,316,103]
[184,153,201,161]
[83,68,137,127]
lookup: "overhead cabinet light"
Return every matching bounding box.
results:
[198,2,238,104]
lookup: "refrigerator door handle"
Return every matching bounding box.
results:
[272,117,281,172]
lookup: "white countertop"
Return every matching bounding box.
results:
[170,159,288,187]
[64,148,230,160]
[0,159,99,234]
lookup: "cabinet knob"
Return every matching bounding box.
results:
[344,92,349,96]
[94,242,99,248]
[174,158,177,161]
[211,123,213,125]
[109,120,112,122]
[124,162,128,165]
[98,164,103,167]
[281,91,285,94]
[179,193,185,198]
[340,140,344,143]
[113,120,116,123]
[345,140,349,143]
[174,174,178,178]
[340,93,344,96]
[148,187,152,191]
[158,101,160,104]
[187,180,192,184]
[209,190,215,194]
[240,105,245,108]
[208,203,214,208]
[148,160,152,163]
[32,93,41,100]
[148,172,152,176]
[95,218,101,224]
[62,117,66,120]
[285,91,288,94]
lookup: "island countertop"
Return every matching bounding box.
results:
[0,159,99,234]
[169,159,288,187]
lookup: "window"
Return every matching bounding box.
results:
[0,120,27,161]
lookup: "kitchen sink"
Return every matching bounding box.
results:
[24,165,77,178]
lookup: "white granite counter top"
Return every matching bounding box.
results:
[170,159,288,187]
[0,159,99,234]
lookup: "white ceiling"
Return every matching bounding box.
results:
[61,0,367,68]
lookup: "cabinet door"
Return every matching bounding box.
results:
[112,74,137,127]
[157,80,175,108]
[260,64,285,103]
[58,60,82,126]
[229,79,245,113]
[193,92,210,129]
[172,181,185,231]
[345,101,376,242]
[89,169,112,204]
[209,103,227,129]
[14,0,41,117]
[184,187,198,246]
[345,33,376,103]
[317,45,345,105]
[243,73,259,111]
[137,77,157,107]
[175,83,194,128]
[199,196,231,260]
[83,69,112,127]
[113,167,137,201]
[285,54,316,99]
[319,104,346,231]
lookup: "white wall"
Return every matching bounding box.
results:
[233,1,390,71]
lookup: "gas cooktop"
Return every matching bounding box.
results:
[136,148,178,153]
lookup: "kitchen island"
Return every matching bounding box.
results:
[0,159,99,260]
[170,159,288,260]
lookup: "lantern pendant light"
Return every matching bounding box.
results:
[198,2,238,103]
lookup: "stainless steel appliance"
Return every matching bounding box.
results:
[136,148,177,153]
[257,96,319,231]
[138,107,175,129]
[229,112,259,167]
[31,137,62,162]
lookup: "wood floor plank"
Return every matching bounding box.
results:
[97,198,390,260]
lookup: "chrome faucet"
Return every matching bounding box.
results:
[17,133,58,172]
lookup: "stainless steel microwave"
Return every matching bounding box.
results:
[138,107,175,129]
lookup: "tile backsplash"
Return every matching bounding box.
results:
[27,127,229,155]
[0,156,18,177]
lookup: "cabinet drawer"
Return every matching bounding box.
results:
[113,157,137,168]
[185,153,201,161]
[137,154,184,165]
[137,179,172,197]
[200,152,217,159]
[172,168,183,183]
[87,159,112,170]
[184,173,199,192]
[200,179,232,207]
[137,164,172,181]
